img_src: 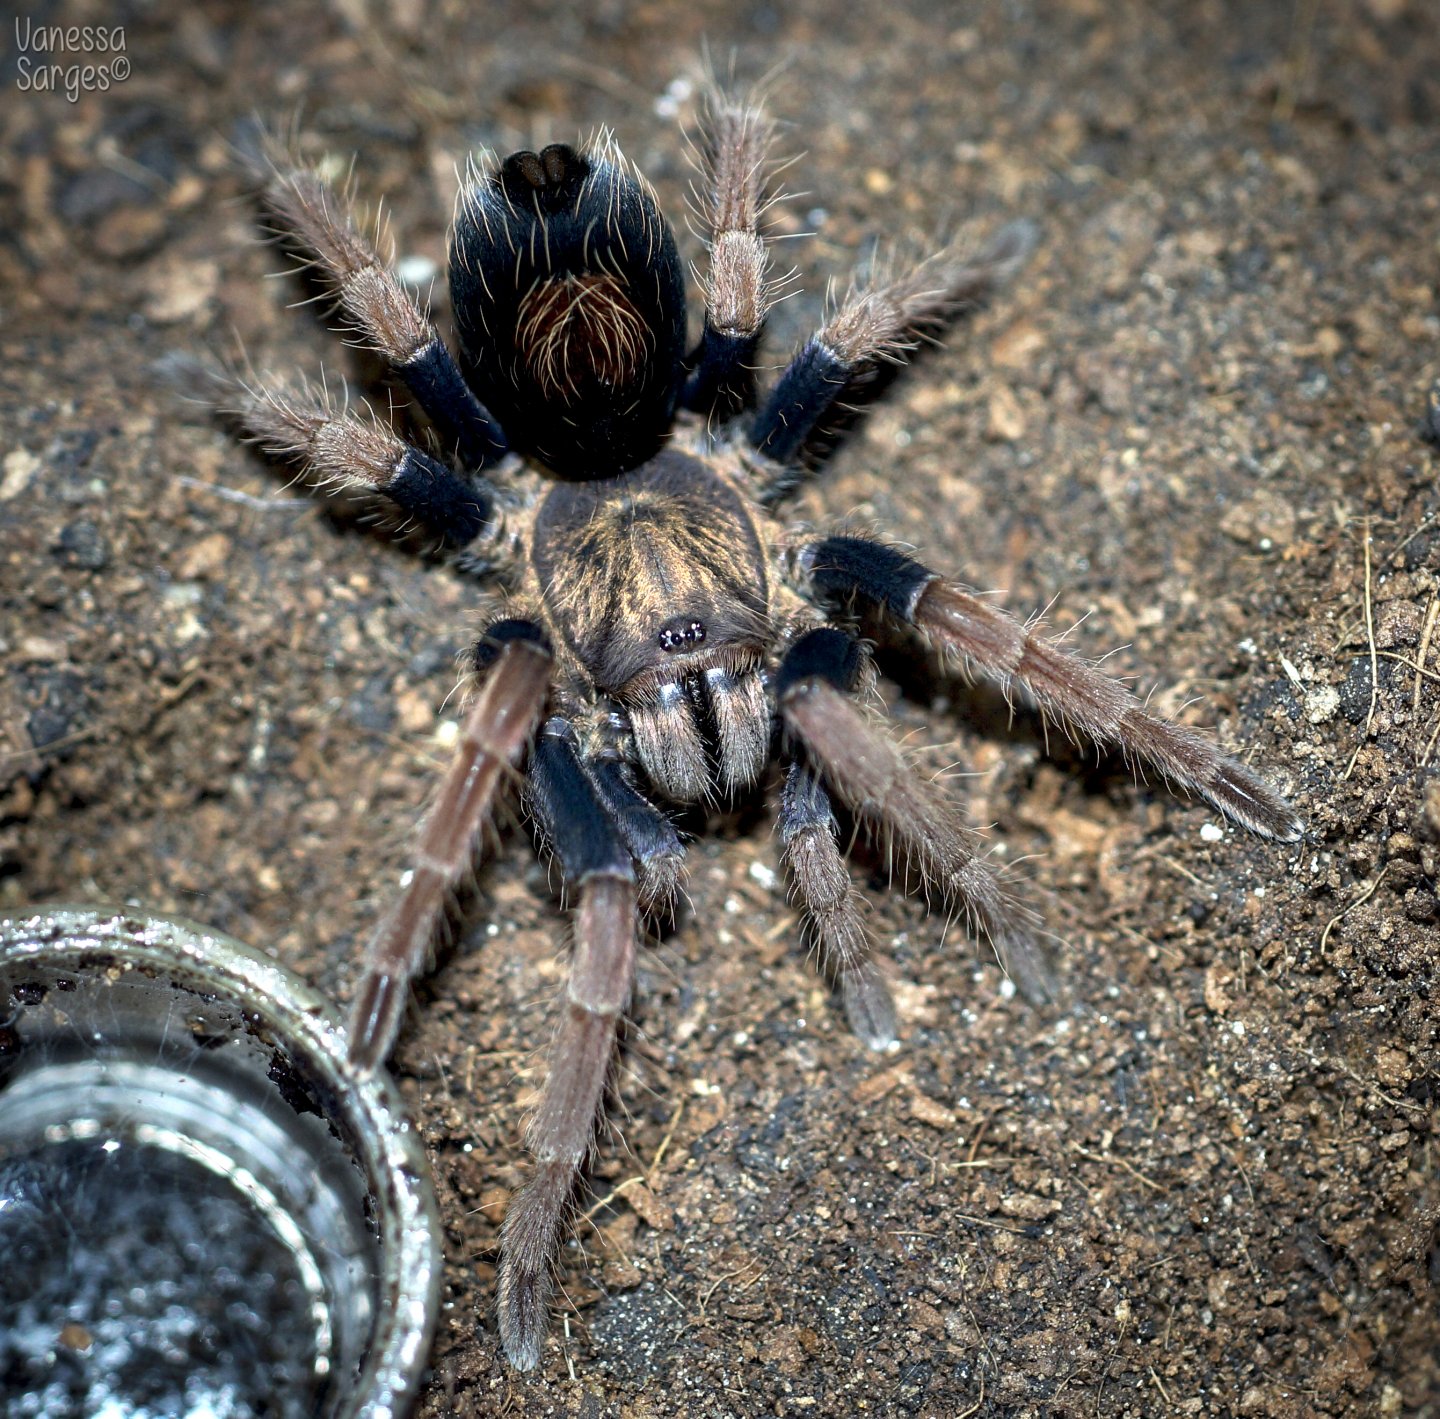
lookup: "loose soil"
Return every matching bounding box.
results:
[3,2,1439,1414]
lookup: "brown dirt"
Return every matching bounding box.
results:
[3,2,1439,1415]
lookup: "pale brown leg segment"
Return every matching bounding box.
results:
[778,762,897,1048]
[261,152,507,468]
[681,84,778,414]
[776,628,1051,1002]
[496,874,637,1371]
[751,220,1038,474]
[348,636,552,1071]
[913,579,1302,841]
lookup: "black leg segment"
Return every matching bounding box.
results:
[682,324,760,420]
[386,444,493,546]
[748,338,849,465]
[400,338,510,471]
[527,719,635,886]
[221,371,499,550]
[749,220,1038,498]
[473,617,550,674]
[586,754,685,913]
[774,626,865,699]
[802,535,936,620]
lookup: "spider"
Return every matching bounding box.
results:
[214,83,1302,1372]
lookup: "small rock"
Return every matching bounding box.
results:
[986,383,1026,441]
[91,206,170,262]
[1000,1192,1060,1221]
[144,258,220,324]
[1374,600,1420,650]
[1,449,40,501]
[908,1092,957,1130]
[1218,490,1297,552]
[176,532,231,579]
[1303,685,1340,724]
[53,519,110,571]
[991,319,1045,370]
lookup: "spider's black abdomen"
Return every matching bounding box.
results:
[449,142,687,479]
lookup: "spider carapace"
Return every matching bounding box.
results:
[222,89,1301,1371]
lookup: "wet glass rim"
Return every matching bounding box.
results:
[0,903,443,1419]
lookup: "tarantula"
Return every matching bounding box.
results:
[219,86,1301,1371]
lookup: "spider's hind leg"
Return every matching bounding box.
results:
[261,153,509,470]
[220,370,507,557]
[681,87,781,419]
[750,220,1037,501]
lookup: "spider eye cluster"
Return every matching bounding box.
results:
[657,617,706,652]
[450,141,687,478]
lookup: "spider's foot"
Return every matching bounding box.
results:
[842,965,899,1050]
[497,1271,547,1373]
[1204,758,1303,842]
[497,1158,572,1371]
[348,970,404,1072]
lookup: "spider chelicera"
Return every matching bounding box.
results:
[216,85,1301,1370]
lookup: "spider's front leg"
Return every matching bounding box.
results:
[583,729,687,917]
[497,717,645,1371]
[778,760,898,1049]
[776,626,1052,1005]
[349,621,553,1071]
[797,536,1303,840]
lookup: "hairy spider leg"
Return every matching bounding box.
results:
[776,626,1051,1004]
[777,761,897,1049]
[349,625,553,1072]
[498,717,640,1372]
[799,536,1304,842]
[749,220,1038,501]
[681,88,779,418]
[262,159,509,470]
[225,374,500,548]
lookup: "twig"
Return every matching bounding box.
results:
[1301,1041,1424,1115]
[1413,595,1438,718]
[1426,712,1440,767]
[1341,519,1376,780]
[1274,0,1320,122]
[1319,864,1388,954]
[174,474,312,510]
[956,1377,986,1418]
[647,1097,686,1183]
[965,1102,1005,1165]
[1072,1144,1167,1194]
